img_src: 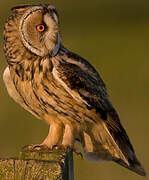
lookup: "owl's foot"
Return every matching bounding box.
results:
[52,144,73,151]
[73,149,83,158]
[53,144,83,158]
[22,144,49,151]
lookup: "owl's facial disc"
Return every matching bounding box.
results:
[19,5,60,57]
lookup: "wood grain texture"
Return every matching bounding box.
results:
[0,147,74,180]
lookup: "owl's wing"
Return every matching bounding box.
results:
[52,55,132,148]
[52,50,145,176]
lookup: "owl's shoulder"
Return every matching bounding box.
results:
[58,46,106,89]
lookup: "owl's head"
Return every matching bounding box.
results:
[5,4,61,57]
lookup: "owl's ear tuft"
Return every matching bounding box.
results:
[11,5,31,13]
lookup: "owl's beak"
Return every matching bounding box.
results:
[48,5,57,11]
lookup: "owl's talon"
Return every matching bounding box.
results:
[22,144,49,151]
[73,149,83,159]
[51,144,73,151]
[51,144,59,150]
[22,144,37,150]
[32,145,41,150]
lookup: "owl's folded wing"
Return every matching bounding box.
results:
[52,57,145,176]
[52,58,132,146]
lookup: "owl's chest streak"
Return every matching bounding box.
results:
[10,66,89,123]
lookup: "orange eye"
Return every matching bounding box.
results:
[36,24,46,32]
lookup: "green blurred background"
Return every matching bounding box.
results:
[0,0,149,179]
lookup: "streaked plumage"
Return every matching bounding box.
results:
[3,4,146,176]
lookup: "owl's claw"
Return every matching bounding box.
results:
[51,144,59,150]
[22,144,49,151]
[73,149,83,159]
[52,144,73,151]
[52,144,83,158]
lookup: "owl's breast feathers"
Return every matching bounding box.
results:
[51,47,146,176]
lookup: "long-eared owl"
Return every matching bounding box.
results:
[3,4,146,176]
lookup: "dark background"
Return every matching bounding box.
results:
[0,0,148,179]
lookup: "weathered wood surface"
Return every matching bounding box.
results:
[0,146,74,180]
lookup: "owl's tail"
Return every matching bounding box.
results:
[82,120,146,176]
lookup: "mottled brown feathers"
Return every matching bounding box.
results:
[3,4,146,177]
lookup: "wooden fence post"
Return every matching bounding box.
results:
[0,146,74,180]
